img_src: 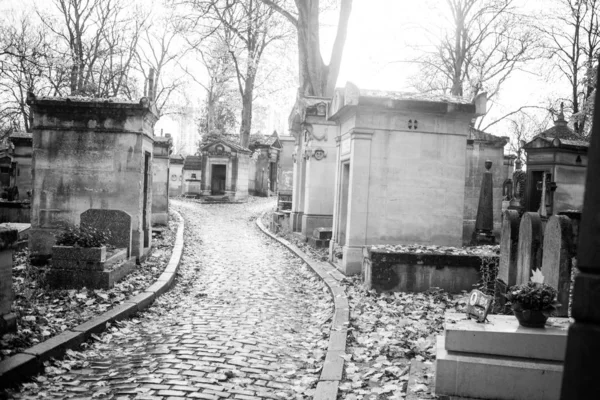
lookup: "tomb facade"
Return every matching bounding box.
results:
[168,154,185,197]
[328,83,486,274]
[248,132,282,197]
[289,96,337,238]
[152,135,172,226]
[200,136,250,202]
[183,156,202,196]
[27,94,158,261]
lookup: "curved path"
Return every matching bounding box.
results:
[11,198,332,399]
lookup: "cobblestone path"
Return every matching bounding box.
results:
[11,198,333,400]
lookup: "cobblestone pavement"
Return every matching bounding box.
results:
[9,197,333,400]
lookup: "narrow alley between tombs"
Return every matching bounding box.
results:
[7,198,333,400]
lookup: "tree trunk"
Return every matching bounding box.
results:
[240,91,253,148]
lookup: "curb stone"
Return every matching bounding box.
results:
[256,213,348,400]
[0,210,186,389]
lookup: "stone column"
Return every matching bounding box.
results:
[342,130,373,275]
[471,160,496,245]
[330,135,343,259]
[0,228,18,334]
[561,66,600,398]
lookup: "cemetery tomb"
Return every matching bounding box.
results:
[183,155,202,197]
[463,128,509,244]
[8,132,33,194]
[152,135,172,226]
[328,82,486,275]
[0,227,18,334]
[26,94,158,262]
[523,106,588,215]
[199,136,250,202]
[168,154,185,197]
[248,132,282,197]
[277,134,295,193]
[288,95,337,238]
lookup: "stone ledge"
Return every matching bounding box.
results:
[0,209,185,389]
[256,213,348,400]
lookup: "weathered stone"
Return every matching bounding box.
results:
[0,228,18,334]
[52,245,106,262]
[517,212,543,284]
[494,210,520,312]
[471,160,496,245]
[542,215,574,317]
[313,227,332,240]
[80,209,132,257]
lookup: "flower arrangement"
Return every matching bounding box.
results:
[55,226,110,248]
[505,281,561,316]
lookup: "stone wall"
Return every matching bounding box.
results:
[152,139,171,226]
[278,136,295,192]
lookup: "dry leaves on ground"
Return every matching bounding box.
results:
[0,213,179,360]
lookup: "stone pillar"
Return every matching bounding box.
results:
[0,228,18,334]
[541,215,574,317]
[152,137,172,226]
[494,210,520,312]
[516,212,543,284]
[561,66,600,398]
[342,130,373,275]
[471,160,496,245]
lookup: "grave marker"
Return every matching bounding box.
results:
[494,210,520,312]
[80,209,132,257]
[542,215,574,317]
[466,289,492,322]
[517,212,543,284]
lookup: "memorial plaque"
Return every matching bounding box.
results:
[466,289,492,322]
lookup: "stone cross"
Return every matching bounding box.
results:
[516,212,543,284]
[541,215,574,317]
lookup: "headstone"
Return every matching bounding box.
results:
[541,215,574,317]
[509,159,526,211]
[494,210,520,312]
[466,289,492,322]
[80,209,132,257]
[516,212,543,284]
[471,160,496,245]
[0,227,18,334]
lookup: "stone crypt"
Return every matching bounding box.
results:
[328,83,487,274]
[26,93,158,262]
[199,136,250,202]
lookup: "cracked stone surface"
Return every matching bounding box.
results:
[9,197,333,399]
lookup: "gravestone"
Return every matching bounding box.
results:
[80,209,132,257]
[542,215,574,317]
[0,227,18,334]
[516,212,543,284]
[471,160,496,245]
[494,210,520,312]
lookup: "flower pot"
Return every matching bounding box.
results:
[512,307,549,328]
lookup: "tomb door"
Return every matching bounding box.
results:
[526,170,545,212]
[143,151,151,248]
[338,162,351,246]
[269,162,277,192]
[211,164,226,195]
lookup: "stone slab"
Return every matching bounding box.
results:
[541,215,573,317]
[314,380,339,400]
[307,237,330,248]
[80,209,132,257]
[435,337,563,400]
[444,312,569,361]
[52,246,106,262]
[313,227,333,240]
[23,330,85,362]
[128,291,156,311]
[516,212,543,284]
[320,350,344,381]
[47,258,136,289]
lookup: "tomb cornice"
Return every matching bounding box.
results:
[349,128,374,141]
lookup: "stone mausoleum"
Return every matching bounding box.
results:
[523,108,588,215]
[200,136,250,202]
[248,132,282,197]
[168,154,184,197]
[152,134,172,226]
[328,83,486,274]
[289,95,337,238]
[27,94,158,262]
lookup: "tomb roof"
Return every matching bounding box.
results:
[536,103,582,141]
[523,135,589,151]
[9,132,32,139]
[357,88,473,105]
[170,154,185,164]
[468,127,509,147]
[248,133,282,149]
[183,155,202,170]
[201,134,251,153]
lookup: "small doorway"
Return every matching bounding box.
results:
[211,164,226,195]
[526,170,544,212]
[269,162,277,192]
[338,162,351,246]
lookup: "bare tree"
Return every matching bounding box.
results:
[539,0,600,137]
[259,0,353,97]
[409,0,538,120]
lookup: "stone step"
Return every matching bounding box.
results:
[435,336,563,400]
[444,312,569,362]
[312,227,332,240]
